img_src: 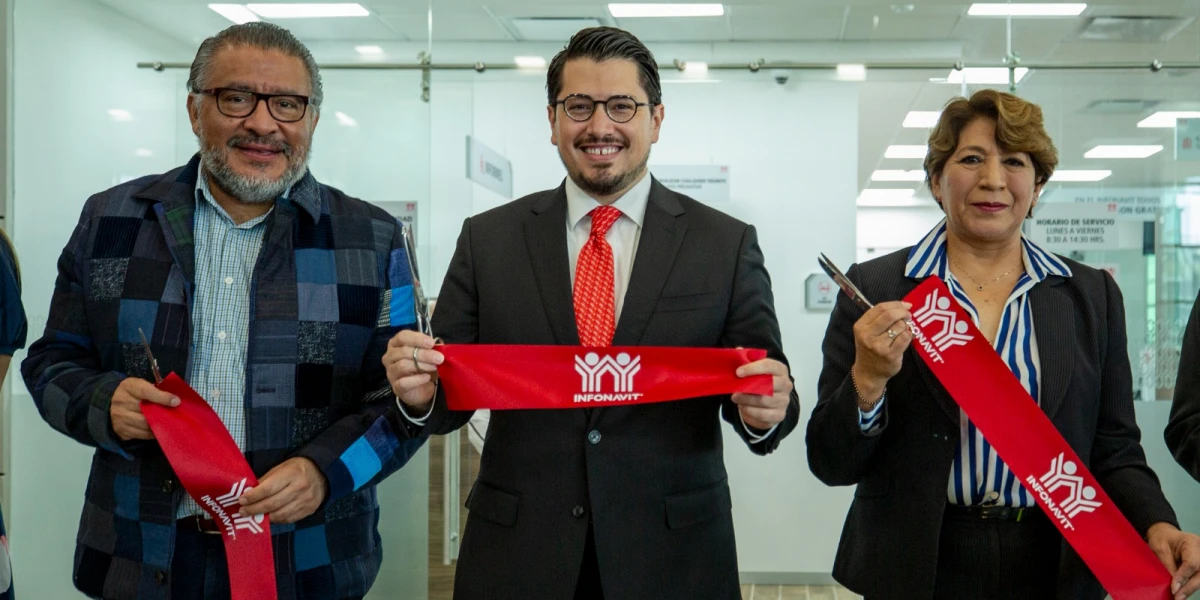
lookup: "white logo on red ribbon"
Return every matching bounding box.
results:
[1024,453,1103,531]
[201,478,267,538]
[573,352,644,403]
[913,289,974,352]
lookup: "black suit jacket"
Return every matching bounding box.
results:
[806,249,1176,600]
[398,178,800,600]
[1166,290,1200,480]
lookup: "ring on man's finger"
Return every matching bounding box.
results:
[412,347,423,372]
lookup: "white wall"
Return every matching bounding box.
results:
[426,70,860,578]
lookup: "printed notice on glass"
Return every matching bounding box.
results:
[651,165,730,204]
[466,136,514,199]
[1027,203,1120,251]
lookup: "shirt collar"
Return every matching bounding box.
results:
[565,172,652,231]
[905,218,1073,282]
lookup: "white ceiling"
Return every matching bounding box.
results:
[91,0,1200,192]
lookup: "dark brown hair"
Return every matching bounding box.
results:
[546,27,662,106]
[924,89,1058,191]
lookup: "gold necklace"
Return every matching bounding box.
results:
[952,258,1023,291]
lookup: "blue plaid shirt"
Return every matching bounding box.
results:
[22,155,427,599]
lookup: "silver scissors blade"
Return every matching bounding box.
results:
[137,327,163,384]
[818,253,875,312]
[401,224,433,337]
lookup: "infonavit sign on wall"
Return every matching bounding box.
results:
[466,136,513,199]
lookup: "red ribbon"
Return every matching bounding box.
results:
[903,277,1170,600]
[436,345,773,411]
[142,372,278,600]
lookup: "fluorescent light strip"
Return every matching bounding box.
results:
[1084,145,1163,159]
[608,3,724,17]
[246,3,369,18]
[1137,111,1200,128]
[968,3,1087,17]
[945,67,1029,84]
[107,109,133,122]
[355,45,384,56]
[681,61,709,74]
[1049,170,1112,182]
[335,111,358,127]
[836,63,866,82]
[903,111,940,128]
[515,56,547,68]
[209,4,260,24]
[884,145,928,159]
[872,170,926,182]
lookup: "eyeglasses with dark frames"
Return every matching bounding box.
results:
[197,88,311,123]
[553,94,651,123]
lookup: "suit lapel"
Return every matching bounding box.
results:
[524,185,580,345]
[138,157,201,291]
[1030,278,1074,420]
[611,179,687,347]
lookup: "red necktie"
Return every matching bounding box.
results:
[574,206,622,347]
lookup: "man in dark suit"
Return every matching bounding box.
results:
[384,26,800,600]
[1167,289,1200,481]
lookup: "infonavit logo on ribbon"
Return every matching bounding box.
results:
[1023,453,1104,531]
[573,352,643,403]
[908,288,975,363]
[201,478,267,538]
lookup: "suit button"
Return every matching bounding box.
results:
[155,571,166,585]
[572,505,586,518]
[587,430,602,445]
[161,479,174,493]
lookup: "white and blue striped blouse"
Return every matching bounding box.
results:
[859,219,1073,507]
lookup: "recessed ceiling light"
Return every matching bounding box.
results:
[836,64,867,81]
[903,111,941,128]
[968,3,1087,17]
[1050,169,1112,182]
[1084,145,1163,159]
[355,45,384,56]
[134,148,154,157]
[1137,111,1200,128]
[107,109,133,122]
[335,111,358,127]
[608,3,724,17]
[944,67,1029,84]
[246,3,369,18]
[514,56,547,68]
[884,145,928,159]
[857,189,918,205]
[872,169,926,182]
[209,4,260,24]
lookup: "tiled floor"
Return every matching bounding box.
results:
[741,584,863,600]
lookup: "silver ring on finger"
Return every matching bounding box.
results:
[412,347,423,373]
[886,328,899,340]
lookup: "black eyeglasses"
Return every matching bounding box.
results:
[197,88,310,123]
[554,94,650,123]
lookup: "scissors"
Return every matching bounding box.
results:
[137,327,163,384]
[817,253,875,312]
[401,224,433,337]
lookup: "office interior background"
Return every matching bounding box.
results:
[0,0,1199,598]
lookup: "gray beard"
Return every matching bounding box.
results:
[198,133,310,204]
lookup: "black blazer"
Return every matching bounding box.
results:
[806,248,1176,600]
[1166,290,1200,480]
[397,178,801,600]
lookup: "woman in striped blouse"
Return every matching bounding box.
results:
[808,89,1200,600]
